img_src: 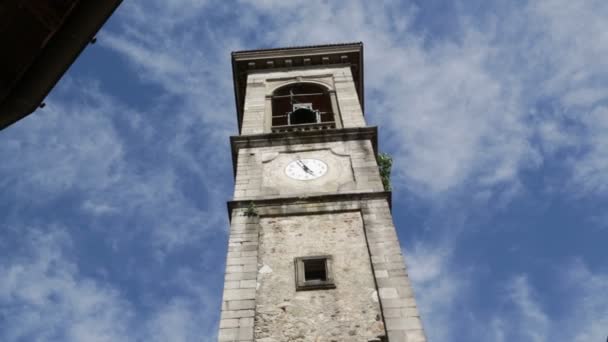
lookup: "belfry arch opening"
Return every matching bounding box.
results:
[271,83,335,131]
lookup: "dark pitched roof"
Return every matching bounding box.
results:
[0,0,123,130]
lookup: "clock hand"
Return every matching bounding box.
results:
[301,163,314,175]
[296,158,315,175]
[300,161,314,175]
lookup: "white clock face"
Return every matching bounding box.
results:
[285,158,328,180]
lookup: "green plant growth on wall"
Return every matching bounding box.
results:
[245,201,258,217]
[377,153,393,191]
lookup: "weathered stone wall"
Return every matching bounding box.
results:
[255,211,384,341]
[217,197,427,342]
[233,140,383,200]
[241,66,366,135]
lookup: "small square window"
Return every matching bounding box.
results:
[294,255,335,291]
[304,259,327,281]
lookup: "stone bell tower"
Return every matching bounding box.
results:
[218,43,426,342]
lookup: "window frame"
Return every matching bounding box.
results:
[269,82,338,132]
[294,255,336,291]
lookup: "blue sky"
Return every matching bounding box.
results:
[1,1,607,341]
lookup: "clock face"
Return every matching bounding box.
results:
[285,158,328,180]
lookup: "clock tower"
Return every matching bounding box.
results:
[218,43,426,342]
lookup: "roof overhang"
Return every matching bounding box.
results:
[231,42,364,133]
[0,0,123,130]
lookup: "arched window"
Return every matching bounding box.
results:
[271,83,335,131]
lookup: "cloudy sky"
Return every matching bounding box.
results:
[1,0,607,341]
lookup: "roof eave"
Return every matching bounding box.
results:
[0,1,123,130]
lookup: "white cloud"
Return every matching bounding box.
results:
[234,0,608,200]
[99,0,608,200]
[565,260,608,342]
[0,227,132,342]
[538,119,575,155]
[2,75,230,252]
[225,1,537,196]
[101,2,241,127]
[409,252,608,342]
[408,242,465,341]
[379,34,536,194]
[0,83,124,197]
[506,276,550,342]
[82,200,118,215]
[482,262,608,342]
[5,1,607,341]
[527,0,608,101]
[571,105,608,194]
[0,226,220,342]
[522,0,608,194]
[144,298,216,342]
[563,87,608,107]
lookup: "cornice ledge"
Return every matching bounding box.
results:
[231,126,377,150]
[227,191,392,220]
[229,127,378,176]
[232,44,362,61]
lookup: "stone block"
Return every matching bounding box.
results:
[376,277,409,287]
[403,317,424,330]
[224,281,240,289]
[406,330,427,341]
[240,279,257,288]
[379,287,399,299]
[387,330,406,341]
[225,272,257,281]
[225,265,243,274]
[239,317,254,327]
[221,310,255,319]
[383,308,401,318]
[238,326,254,340]
[389,268,408,277]
[385,317,404,330]
[220,318,239,329]
[243,264,257,272]
[223,288,256,301]
[387,254,405,263]
[400,307,421,318]
[397,286,413,298]
[374,269,389,278]
[238,245,258,252]
[226,256,258,266]
[382,298,417,309]
[227,299,256,310]
[218,328,238,341]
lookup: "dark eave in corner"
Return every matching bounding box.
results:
[231,42,364,133]
[0,0,123,130]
